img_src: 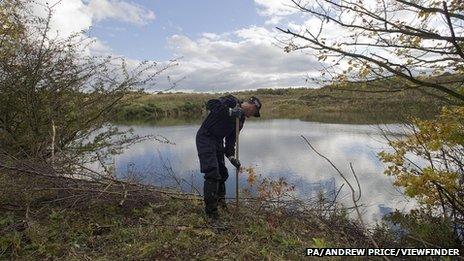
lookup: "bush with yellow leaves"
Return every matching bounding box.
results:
[378,106,464,239]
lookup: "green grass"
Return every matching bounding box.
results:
[0,171,357,260]
[0,196,364,260]
[2,193,461,260]
[1,170,461,259]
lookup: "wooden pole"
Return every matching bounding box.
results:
[235,117,240,210]
[51,120,56,165]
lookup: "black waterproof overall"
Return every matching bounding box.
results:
[196,95,245,217]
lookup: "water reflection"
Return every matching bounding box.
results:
[113,119,416,224]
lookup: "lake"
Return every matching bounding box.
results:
[112,119,417,224]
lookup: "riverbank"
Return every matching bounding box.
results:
[0,194,369,260]
[1,168,461,259]
[113,81,448,125]
[0,169,368,259]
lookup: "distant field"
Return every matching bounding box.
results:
[113,80,449,124]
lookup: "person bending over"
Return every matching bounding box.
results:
[195,94,261,220]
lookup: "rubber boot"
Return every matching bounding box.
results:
[203,179,219,220]
[217,182,228,212]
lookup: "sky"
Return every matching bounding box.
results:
[30,0,455,93]
[31,0,322,93]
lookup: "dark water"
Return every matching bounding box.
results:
[110,119,416,223]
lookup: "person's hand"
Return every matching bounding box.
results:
[228,156,241,168]
[228,107,243,118]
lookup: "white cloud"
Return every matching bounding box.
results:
[87,0,156,25]
[28,0,156,65]
[254,0,297,26]
[155,26,322,92]
[254,0,296,17]
[264,16,285,25]
[31,0,155,38]
[31,0,92,37]
[201,33,221,41]
[88,38,113,55]
[235,26,275,43]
